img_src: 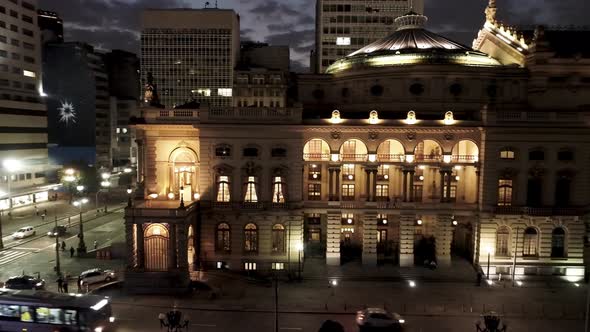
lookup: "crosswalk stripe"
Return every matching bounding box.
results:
[0,250,32,265]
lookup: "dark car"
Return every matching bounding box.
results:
[47,225,67,237]
[4,275,46,290]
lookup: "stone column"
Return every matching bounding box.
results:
[445,172,452,202]
[409,170,415,202]
[365,169,371,201]
[328,168,334,201]
[326,211,341,265]
[439,171,446,202]
[335,169,341,200]
[177,223,188,270]
[136,223,144,268]
[371,170,378,202]
[136,139,144,183]
[402,171,408,202]
[125,221,134,268]
[399,213,416,266]
[435,214,453,266]
[475,167,481,204]
[362,212,378,266]
[169,224,177,269]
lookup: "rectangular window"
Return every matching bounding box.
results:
[22,69,35,78]
[216,176,230,202]
[413,185,423,202]
[336,36,351,45]
[36,307,65,324]
[23,29,34,37]
[376,184,389,199]
[309,229,321,242]
[342,164,355,180]
[498,179,513,206]
[500,149,515,159]
[271,262,284,270]
[308,164,321,180]
[377,229,387,244]
[377,165,389,180]
[0,304,19,320]
[244,262,257,271]
[342,184,355,200]
[308,183,321,200]
[308,139,323,155]
[245,176,258,202]
[342,213,354,225]
[20,306,33,322]
[218,88,232,97]
[272,176,285,203]
[307,213,321,224]
[22,15,33,24]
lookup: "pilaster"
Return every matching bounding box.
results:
[362,212,378,266]
[326,211,341,265]
[399,212,416,266]
[436,214,453,266]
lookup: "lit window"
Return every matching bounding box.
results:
[193,89,211,96]
[272,262,284,270]
[22,69,35,78]
[245,176,258,202]
[496,226,510,256]
[272,176,285,203]
[523,227,538,257]
[336,37,351,45]
[244,223,258,252]
[308,183,321,200]
[218,88,232,97]
[116,128,120,134]
[497,179,513,206]
[216,176,230,202]
[376,184,389,199]
[244,262,257,270]
[377,229,387,244]
[342,184,355,200]
[343,164,355,180]
[342,213,354,225]
[500,148,515,160]
[271,224,285,253]
[216,223,231,252]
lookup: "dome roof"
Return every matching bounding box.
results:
[326,12,501,74]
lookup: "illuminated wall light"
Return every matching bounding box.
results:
[149,193,158,199]
[443,111,455,125]
[368,154,377,162]
[416,219,423,225]
[455,165,462,170]
[443,155,452,163]
[312,174,318,179]
[331,154,340,162]
[167,192,175,200]
[455,176,460,181]
[404,111,417,125]
[419,175,424,181]
[347,218,353,224]
[347,174,353,180]
[452,220,458,226]
[382,219,388,225]
[384,175,389,180]
[369,110,379,124]
[418,165,426,170]
[311,164,317,168]
[330,110,342,124]
[405,154,415,163]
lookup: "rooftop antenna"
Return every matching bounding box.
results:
[204,1,210,8]
[215,0,218,8]
[409,0,413,11]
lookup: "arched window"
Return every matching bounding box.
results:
[244,176,258,202]
[144,224,169,271]
[216,175,230,202]
[497,178,513,206]
[272,176,285,203]
[551,227,566,258]
[495,226,510,256]
[523,227,538,257]
[244,223,258,252]
[215,223,231,252]
[271,224,286,253]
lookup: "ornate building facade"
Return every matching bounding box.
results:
[124,4,590,292]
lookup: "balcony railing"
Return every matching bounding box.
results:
[304,153,330,161]
[341,154,367,162]
[415,154,442,162]
[209,201,292,210]
[377,154,405,162]
[451,155,478,163]
[144,109,200,122]
[493,206,585,216]
[204,107,302,123]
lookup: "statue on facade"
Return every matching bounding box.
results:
[144,72,164,108]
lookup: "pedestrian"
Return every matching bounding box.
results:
[158,313,166,329]
[69,246,75,258]
[61,241,66,251]
[77,276,82,293]
[93,240,98,250]
[44,209,47,215]
[67,217,71,227]
[41,213,45,221]
[63,278,68,293]
[56,276,63,293]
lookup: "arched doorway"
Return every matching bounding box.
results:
[169,147,199,202]
[452,223,473,262]
[144,224,169,271]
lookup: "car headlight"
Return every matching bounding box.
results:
[35,282,43,287]
[47,232,52,236]
[94,327,103,332]
[398,319,405,324]
[109,316,115,323]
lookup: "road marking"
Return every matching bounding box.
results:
[0,249,32,265]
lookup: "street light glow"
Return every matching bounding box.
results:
[64,168,75,176]
[101,173,110,180]
[194,193,201,200]
[486,246,493,254]
[76,185,85,192]
[408,280,416,288]
[81,198,89,204]
[2,159,21,172]
[123,168,132,173]
[296,242,304,252]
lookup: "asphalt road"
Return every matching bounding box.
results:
[110,303,583,332]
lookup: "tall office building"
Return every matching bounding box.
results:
[0,0,55,210]
[315,0,424,73]
[37,9,62,44]
[140,8,240,109]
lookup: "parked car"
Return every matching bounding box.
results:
[356,308,405,331]
[12,226,35,239]
[79,269,117,286]
[3,275,46,290]
[47,225,67,237]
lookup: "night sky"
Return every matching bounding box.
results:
[38,0,588,71]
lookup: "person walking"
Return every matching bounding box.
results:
[69,246,75,258]
[56,276,63,293]
[93,240,98,250]
[63,278,69,293]
[77,276,82,293]
[61,241,66,251]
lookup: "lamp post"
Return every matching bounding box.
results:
[296,242,304,281]
[53,216,61,276]
[486,246,493,280]
[127,186,133,207]
[100,172,111,213]
[193,192,201,270]
[63,168,77,203]
[73,198,89,253]
[3,159,22,213]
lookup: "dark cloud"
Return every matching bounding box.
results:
[267,23,296,32]
[250,1,300,17]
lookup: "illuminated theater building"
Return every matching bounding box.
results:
[124,3,590,292]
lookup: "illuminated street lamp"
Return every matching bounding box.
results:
[296,242,304,280]
[486,246,493,280]
[99,172,111,212]
[62,168,78,203]
[127,186,133,207]
[73,198,89,253]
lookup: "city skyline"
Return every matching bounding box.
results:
[38,0,588,71]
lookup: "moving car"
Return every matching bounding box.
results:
[3,275,46,290]
[356,308,405,331]
[79,269,117,286]
[47,225,67,237]
[12,226,35,239]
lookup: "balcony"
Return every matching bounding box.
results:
[493,206,585,216]
[451,155,478,163]
[143,109,200,123]
[304,153,330,161]
[377,154,405,162]
[208,201,292,210]
[341,154,367,162]
[203,107,302,123]
[415,154,443,163]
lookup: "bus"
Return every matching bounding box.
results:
[0,288,115,332]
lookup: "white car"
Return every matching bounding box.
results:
[356,308,405,331]
[12,226,35,239]
[79,268,117,286]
